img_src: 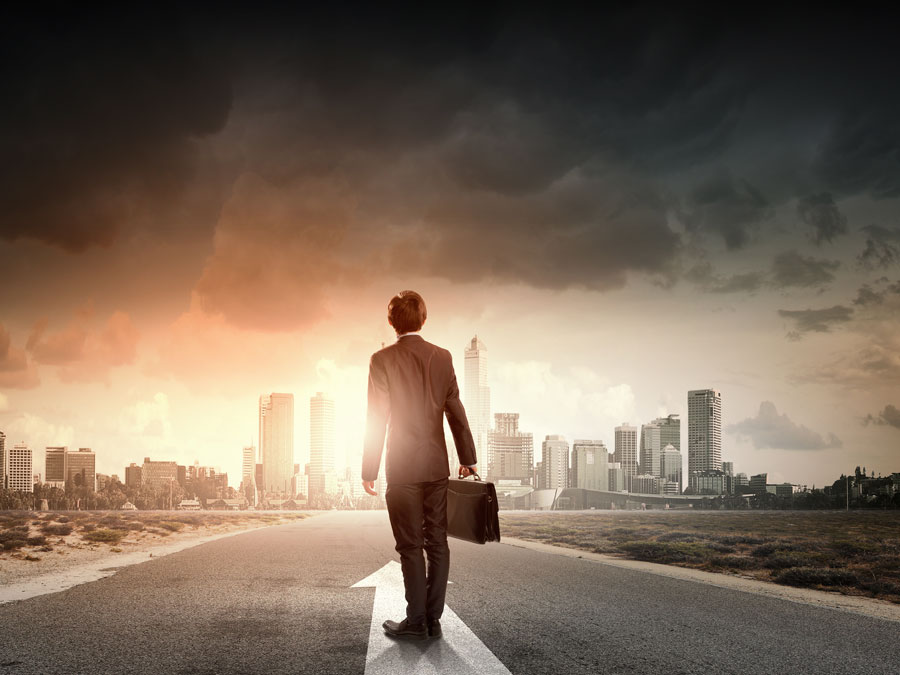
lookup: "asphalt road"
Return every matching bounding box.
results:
[1,511,898,675]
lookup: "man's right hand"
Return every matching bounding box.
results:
[458,465,477,478]
[362,480,378,496]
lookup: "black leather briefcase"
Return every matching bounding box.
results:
[447,471,500,544]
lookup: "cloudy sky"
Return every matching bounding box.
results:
[1,6,898,487]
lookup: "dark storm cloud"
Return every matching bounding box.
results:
[0,6,232,251]
[796,193,848,245]
[770,250,840,289]
[853,279,900,306]
[858,226,900,270]
[728,401,842,450]
[863,405,900,430]
[777,305,853,339]
[679,171,773,249]
[4,5,900,317]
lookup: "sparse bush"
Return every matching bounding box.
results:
[657,532,700,543]
[26,535,47,546]
[774,567,857,588]
[42,523,73,536]
[82,529,124,544]
[706,542,736,554]
[708,555,756,570]
[159,521,185,532]
[24,554,41,561]
[618,541,713,563]
[81,524,96,532]
[716,535,769,546]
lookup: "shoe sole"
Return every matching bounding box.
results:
[383,631,429,641]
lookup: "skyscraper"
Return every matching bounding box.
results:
[260,393,295,496]
[571,440,609,491]
[464,336,491,468]
[688,389,722,473]
[614,423,638,487]
[539,435,569,490]
[661,444,683,493]
[639,421,662,477]
[486,413,533,485]
[9,444,33,493]
[0,430,6,490]
[242,445,256,486]
[657,414,681,452]
[309,392,336,497]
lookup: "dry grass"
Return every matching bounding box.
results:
[499,511,900,604]
[0,510,313,563]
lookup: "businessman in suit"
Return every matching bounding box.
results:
[362,290,478,641]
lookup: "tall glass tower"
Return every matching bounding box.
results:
[309,392,335,498]
[260,393,295,496]
[464,335,491,467]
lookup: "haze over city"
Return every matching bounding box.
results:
[1,6,899,493]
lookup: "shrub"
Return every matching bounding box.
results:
[708,555,757,570]
[716,535,769,546]
[24,554,41,561]
[26,535,47,546]
[657,531,700,543]
[42,523,73,536]
[81,524,96,532]
[159,521,185,532]
[82,529,125,544]
[774,567,857,588]
[706,542,736,554]
[618,541,713,563]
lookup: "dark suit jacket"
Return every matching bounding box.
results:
[362,334,477,485]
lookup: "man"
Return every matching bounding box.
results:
[362,290,478,641]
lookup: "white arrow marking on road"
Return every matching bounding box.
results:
[353,561,512,675]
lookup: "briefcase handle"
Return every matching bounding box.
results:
[457,468,483,481]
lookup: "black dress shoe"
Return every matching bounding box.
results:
[382,618,428,640]
[427,619,442,639]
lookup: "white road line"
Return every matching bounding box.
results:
[353,561,512,675]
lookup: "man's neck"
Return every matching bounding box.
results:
[396,330,421,339]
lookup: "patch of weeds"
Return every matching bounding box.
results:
[656,532,700,543]
[26,535,47,546]
[715,535,770,546]
[81,524,97,532]
[110,547,123,553]
[24,554,41,561]
[830,540,879,557]
[160,521,185,532]
[706,542,736,554]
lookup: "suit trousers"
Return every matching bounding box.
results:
[385,477,450,625]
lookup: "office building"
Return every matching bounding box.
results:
[608,462,626,492]
[688,389,722,473]
[141,457,178,490]
[242,445,256,486]
[539,435,569,490]
[9,444,33,492]
[309,392,336,497]
[657,414,680,452]
[661,444,683,493]
[45,446,67,488]
[487,413,534,485]
[614,424,638,488]
[571,440,609,491]
[260,393,295,496]
[464,335,491,470]
[639,421,662,477]
[67,448,96,490]
[749,473,768,495]
[689,471,726,495]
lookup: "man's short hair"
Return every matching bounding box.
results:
[388,290,427,334]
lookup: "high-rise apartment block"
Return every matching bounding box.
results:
[125,463,142,488]
[688,389,722,473]
[464,336,491,466]
[539,435,569,490]
[309,392,336,497]
[571,440,609,491]
[9,444,33,493]
[260,393,295,496]
[487,413,533,485]
[608,462,625,492]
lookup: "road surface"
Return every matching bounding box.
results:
[1,511,897,674]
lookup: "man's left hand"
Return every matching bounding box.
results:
[362,480,377,496]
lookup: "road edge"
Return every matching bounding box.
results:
[501,536,900,624]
